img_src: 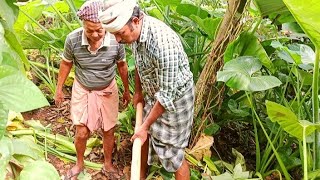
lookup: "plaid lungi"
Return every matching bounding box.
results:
[143,87,194,172]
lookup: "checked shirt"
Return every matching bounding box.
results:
[132,15,194,172]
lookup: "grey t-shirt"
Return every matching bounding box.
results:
[63,28,125,90]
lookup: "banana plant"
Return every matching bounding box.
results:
[282,0,320,169]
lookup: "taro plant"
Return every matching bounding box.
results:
[282,0,320,170]
[266,101,320,180]
[0,0,49,140]
[0,0,55,179]
[0,135,61,180]
[216,56,293,179]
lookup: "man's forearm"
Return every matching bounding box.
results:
[117,61,129,92]
[56,60,73,91]
[142,101,165,130]
[135,67,142,93]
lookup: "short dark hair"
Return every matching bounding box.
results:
[126,6,143,25]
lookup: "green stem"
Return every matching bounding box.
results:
[50,5,73,31]
[38,141,102,170]
[303,127,308,180]
[260,127,281,173]
[251,93,261,171]
[10,129,75,151]
[29,61,59,74]
[245,92,291,179]
[150,0,172,27]
[249,18,262,34]
[314,49,320,169]
[185,153,200,166]
[24,30,61,52]
[63,0,82,25]
[19,9,58,40]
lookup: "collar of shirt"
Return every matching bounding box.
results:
[81,29,111,47]
[138,14,149,43]
[81,29,111,54]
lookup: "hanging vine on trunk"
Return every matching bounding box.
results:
[191,0,248,147]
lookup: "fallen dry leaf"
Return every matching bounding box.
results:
[188,134,214,161]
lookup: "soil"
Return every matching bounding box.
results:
[21,98,133,180]
[20,99,302,180]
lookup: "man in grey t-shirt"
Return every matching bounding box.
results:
[54,1,130,179]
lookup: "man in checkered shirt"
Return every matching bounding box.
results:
[100,1,194,179]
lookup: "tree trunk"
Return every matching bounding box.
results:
[191,0,247,147]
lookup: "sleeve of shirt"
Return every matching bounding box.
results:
[62,35,74,62]
[154,41,179,112]
[116,44,126,62]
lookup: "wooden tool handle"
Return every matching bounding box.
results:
[131,102,143,180]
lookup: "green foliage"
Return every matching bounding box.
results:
[190,169,201,180]
[283,0,320,48]
[12,136,44,160]
[266,101,320,179]
[227,99,250,117]
[118,105,135,135]
[153,0,181,7]
[20,160,60,180]
[217,56,281,91]
[0,67,49,112]
[211,149,252,179]
[0,137,13,180]
[1,15,29,70]
[272,42,315,70]
[0,103,8,140]
[176,4,209,19]
[254,0,288,17]
[0,62,48,139]
[224,32,274,72]
[266,101,316,140]
[283,0,320,170]
[0,0,49,142]
[189,16,221,40]
[276,145,301,170]
[204,123,220,136]
[0,0,19,28]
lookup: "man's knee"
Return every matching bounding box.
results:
[103,126,115,137]
[75,126,90,140]
[175,159,190,179]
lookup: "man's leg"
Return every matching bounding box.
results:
[102,126,121,176]
[67,125,90,179]
[140,136,149,179]
[174,159,190,180]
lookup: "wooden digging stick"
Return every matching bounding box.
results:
[131,102,143,180]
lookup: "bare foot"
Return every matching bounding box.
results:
[101,164,123,179]
[65,165,84,180]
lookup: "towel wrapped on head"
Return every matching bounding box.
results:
[98,0,137,32]
[77,0,106,23]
